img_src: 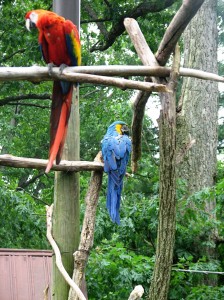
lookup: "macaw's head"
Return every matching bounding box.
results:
[108,121,130,136]
[25,10,43,31]
[25,9,57,31]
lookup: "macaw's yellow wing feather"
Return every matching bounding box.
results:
[64,20,81,67]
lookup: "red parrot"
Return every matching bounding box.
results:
[25,9,81,173]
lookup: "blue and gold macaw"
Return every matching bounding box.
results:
[101,121,132,224]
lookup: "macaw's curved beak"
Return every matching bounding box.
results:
[121,125,130,135]
[25,19,36,31]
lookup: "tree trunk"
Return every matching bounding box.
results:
[176,0,218,284]
[51,1,80,299]
[177,0,218,191]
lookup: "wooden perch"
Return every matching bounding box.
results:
[0,66,168,93]
[0,154,103,172]
[68,153,103,300]
[59,72,169,93]
[0,66,223,83]
[46,205,86,300]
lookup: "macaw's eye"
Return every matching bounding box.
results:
[30,21,36,29]
[121,125,129,135]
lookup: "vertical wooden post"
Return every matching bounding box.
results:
[148,45,180,300]
[52,1,80,299]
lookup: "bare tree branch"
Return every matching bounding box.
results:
[0,67,169,93]
[83,3,109,38]
[7,103,50,109]
[0,93,51,106]
[0,154,104,172]
[90,0,177,52]
[81,18,111,24]
[16,171,45,191]
[1,48,26,63]
[0,66,223,83]
[156,0,206,65]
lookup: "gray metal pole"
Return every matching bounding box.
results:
[53,0,80,30]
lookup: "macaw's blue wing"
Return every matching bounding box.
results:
[102,134,132,224]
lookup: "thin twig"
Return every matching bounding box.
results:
[172,269,224,275]
[7,103,50,109]
[0,93,51,106]
[46,205,86,300]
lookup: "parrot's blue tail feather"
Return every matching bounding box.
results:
[106,172,123,224]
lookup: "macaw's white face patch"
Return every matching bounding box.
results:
[25,12,38,31]
[29,12,39,24]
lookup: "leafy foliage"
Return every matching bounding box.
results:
[0,174,48,248]
[86,238,153,299]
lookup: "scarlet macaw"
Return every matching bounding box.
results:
[101,121,132,224]
[25,9,81,173]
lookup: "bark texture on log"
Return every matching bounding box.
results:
[148,45,180,300]
[176,0,218,285]
[177,0,218,192]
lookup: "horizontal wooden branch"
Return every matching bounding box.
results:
[64,72,169,92]
[0,66,223,83]
[0,154,104,172]
[0,66,168,93]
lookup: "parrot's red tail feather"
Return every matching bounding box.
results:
[45,82,73,173]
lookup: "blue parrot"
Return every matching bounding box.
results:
[101,121,132,224]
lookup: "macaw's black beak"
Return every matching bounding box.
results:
[25,19,36,31]
[121,124,130,135]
